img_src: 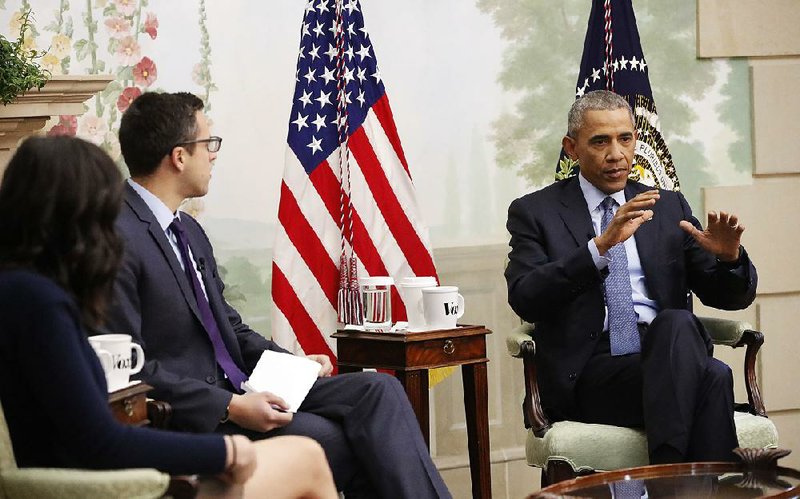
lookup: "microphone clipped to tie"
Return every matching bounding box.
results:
[197,257,206,272]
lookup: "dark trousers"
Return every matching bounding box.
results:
[220,372,451,499]
[575,309,739,463]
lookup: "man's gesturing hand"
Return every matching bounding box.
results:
[679,211,744,262]
[228,391,293,432]
[594,190,659,256]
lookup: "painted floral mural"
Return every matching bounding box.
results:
[1,0,215,166]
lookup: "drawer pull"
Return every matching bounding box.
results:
[124,398,135,417]
[443,340,455,355]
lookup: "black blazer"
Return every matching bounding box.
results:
[505,177,757,420]
[106,183,288,432]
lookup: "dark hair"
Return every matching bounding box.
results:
[119,91,205,177]
[567,90,634,138]
[0,136,124,330]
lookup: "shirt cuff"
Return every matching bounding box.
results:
[588,239,611,270]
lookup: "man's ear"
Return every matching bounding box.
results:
[562,135,578,160]
[169,146,186,172]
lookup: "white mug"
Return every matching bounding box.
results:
[88,334,145,392]
[398,276,438,331]
[90,344,113,375]
[421,286,465,331]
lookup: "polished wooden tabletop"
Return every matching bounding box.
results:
[528,462,800,498]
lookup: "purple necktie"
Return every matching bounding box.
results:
[600,197,641,356]
[170,217,248,392]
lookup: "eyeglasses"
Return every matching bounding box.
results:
[173,136,222,153]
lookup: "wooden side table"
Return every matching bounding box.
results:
[108,382,152,427]
[108,382,173,429]
[332,324,492,499]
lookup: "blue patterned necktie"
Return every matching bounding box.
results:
[170,217,248,392]
[600,197,641,356]
[610,479,646,498]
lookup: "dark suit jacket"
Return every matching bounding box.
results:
[107,184,288,432]
[505,177,757,420]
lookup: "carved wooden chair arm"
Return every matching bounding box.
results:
[146,399,173,430]
[697,316,766,417]
[144,399,199,498]
[735,329,766,417]
[507,322,552,437]
[165,475,199,499]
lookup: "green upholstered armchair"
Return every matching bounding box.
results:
[507,317,779,487]
[0,399,177,499]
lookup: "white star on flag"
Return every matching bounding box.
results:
[312,113,327,131]
[324,43,338,61]
[306,135,322,154]
[315,90,332,108]
[292,113,309,131]
[298,90,313,107]
[321,66,337,85]
[308,43,321,60]
[355,44,372,61]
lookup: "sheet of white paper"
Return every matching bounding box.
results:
[241,350,320,412]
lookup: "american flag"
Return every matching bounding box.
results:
[271,0,438,367]
[556,0,680,191]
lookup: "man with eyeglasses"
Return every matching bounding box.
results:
[108,92,451,499]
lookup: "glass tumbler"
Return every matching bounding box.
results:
[359,276,394,331]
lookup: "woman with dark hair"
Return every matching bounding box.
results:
[0,136,337,499]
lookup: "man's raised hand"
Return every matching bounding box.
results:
[679,211,744,262]
[594,190,659,255]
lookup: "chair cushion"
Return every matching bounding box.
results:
[0,402,16,473]
[735,411,779,449]
[1,468,169,499]
[526,421,649,472]
[526,411,779,473]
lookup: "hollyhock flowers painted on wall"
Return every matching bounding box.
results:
[0,0,216,166]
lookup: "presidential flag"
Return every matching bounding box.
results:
[557,0,680,190]
[272,0,439,371]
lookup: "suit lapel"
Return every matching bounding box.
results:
[180,221,216,307]
[124,184,203,321]
[557,178,596,245]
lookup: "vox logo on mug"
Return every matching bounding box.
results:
[421,286,465,331]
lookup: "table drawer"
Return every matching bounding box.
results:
[406,336,487,367]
